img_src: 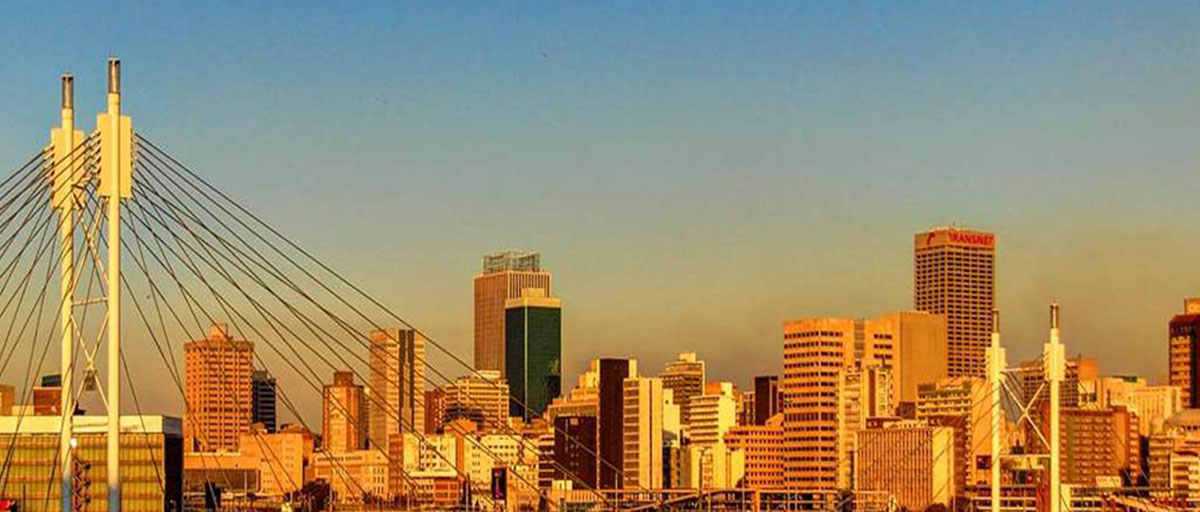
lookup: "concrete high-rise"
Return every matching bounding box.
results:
[474,251,552,376]
[505,288,562,420]
[874,311,948,406]
[688,382,738,448]
[753,376,779,426]
[622,376,677,489]
[781,317,895,488]
[1169,297,1200,408]
[554,415,598,488]
[598,358,636,489]
[184,323,253,453]
[836,366,893,488]
[916,377,991,489]
[681,382,743,490]
[442,370,509,432]
[368,328,426,450]
[660,352,706,429]
[251,369,277,433]
[324,371,366,453]
[914,227,995,377]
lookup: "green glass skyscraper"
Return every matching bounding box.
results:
[505,288,562,420]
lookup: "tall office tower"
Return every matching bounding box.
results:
[781,317,896,488]
[874,311,948,406]
[679,382,743,489]
[916,377,991,489]
[184,323,254,452]
[835,366,893,489]
[324,371,366,452]
[554,415,599,488]
[251,370,278,433]
[688,382,738,447]
[474,250,552,376]
[443,370,510,432]
[1169,297,1200,408]
[598,358,637,489]
[505,288,562,420]
[753,376,779,426]
[368,328,426,450]
[914,227,995,377]
[725,414,785,489]
[660,352,706,429]
[855,421,955,512]
[622,376,677,489]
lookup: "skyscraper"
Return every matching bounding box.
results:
[660,352,706,429]
[753,375,779,426]
[474,251,552,377]
[504,288,562,420]
[914,227,996,377]
[781,317,896,488]
[598,358,636,489]
[680,382,743,490]
[368,328,426,450]
[323,371,366,453]
[1169,297,1200,408]
[251,370,277,433]
[184,323,254,452]
[622,376,677,489]
[874,311,948,406]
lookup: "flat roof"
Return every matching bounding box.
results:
[0,415,182,436]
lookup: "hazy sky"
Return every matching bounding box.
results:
[1,2,1199,420]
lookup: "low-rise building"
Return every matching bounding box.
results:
[0,415,184,512]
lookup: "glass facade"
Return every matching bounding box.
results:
[505,304,562,420]
[0,423,183,512]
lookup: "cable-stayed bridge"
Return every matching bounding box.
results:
[0,59,1191,512]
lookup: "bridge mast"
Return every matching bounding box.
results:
[987,309,1005,512]
[51,73,83,512]
[1044,304,1064,512]
[98,57,133,512]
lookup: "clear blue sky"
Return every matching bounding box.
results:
[2,2,1199,418]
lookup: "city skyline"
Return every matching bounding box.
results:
[1,4,1198,418]
[0,4,1199,509]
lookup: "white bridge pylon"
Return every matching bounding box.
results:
[49,58,133,512]
[986,304,1069,512]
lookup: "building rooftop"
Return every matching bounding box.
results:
[0,415,182,435]
[482,250,541,273]
[1166,408,1200,430]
